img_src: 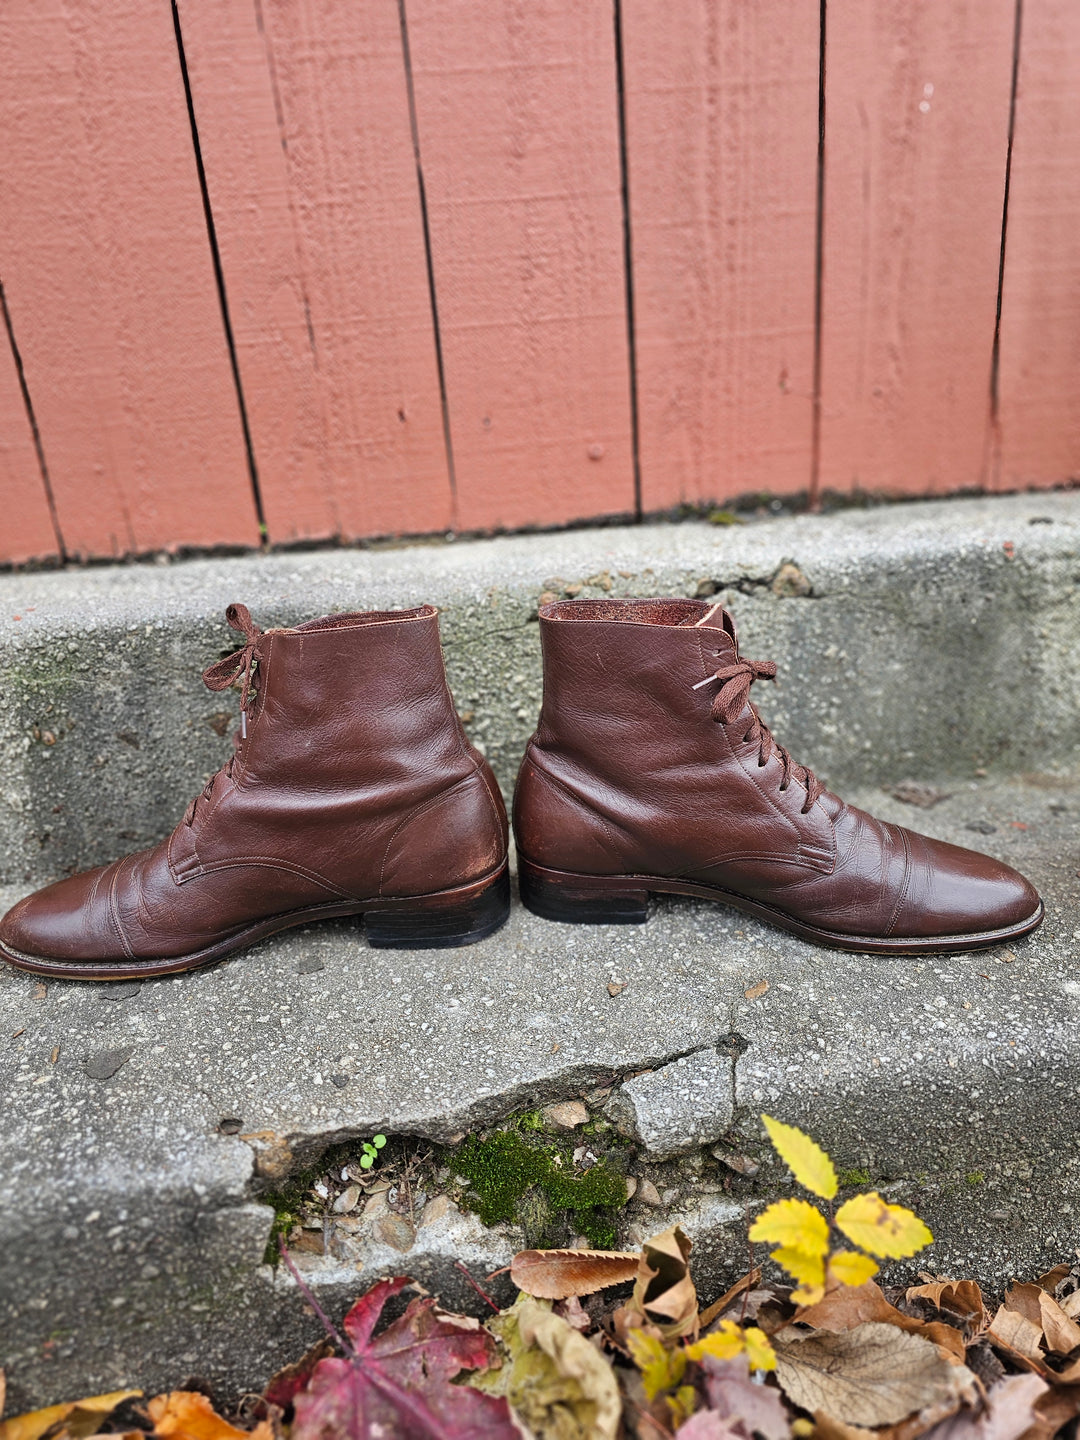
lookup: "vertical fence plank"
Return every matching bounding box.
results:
[0,334,59,565]
[622,0,819,512]
[404,0,635,532]
[0,0,259,560]
[818,0,1016,497]
[177,0,452,544]
[996,0,1080,490]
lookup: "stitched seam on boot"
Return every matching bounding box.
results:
[884,825,913,938]
[378,770,497,897]
[107,856,136,961]
[191,857,351,896]
[519,754,630,867]
[473,757,507,839]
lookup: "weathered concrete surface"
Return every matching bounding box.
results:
[0,491,1078,885]
[2,770,1077,1410]
[606,1049,735,1159]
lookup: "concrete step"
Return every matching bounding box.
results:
[2,771,1077,1411]
[1,490,1077,886]
[1,492,1079,1411]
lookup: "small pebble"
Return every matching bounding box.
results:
[637,1178,662,1207]
[543,1100,588,1129]
[332,1184,360,1214]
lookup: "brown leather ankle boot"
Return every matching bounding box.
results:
[513,598,1042,954]
[0,604,509,979]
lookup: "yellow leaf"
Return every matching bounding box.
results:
[627,1329,686,1400]
[791,1283,826,1306]
[0,1392,141,1440]
[770,1246,827,1291]
[667,1385,698,1427]
[792,1421,815,1437]
[828,1251,880,1288]
[748,1198,829,1257]
[744,1327,778,1372]
[148,1392,275,1440]
[834,1192,933,1259]
[762,1116,838,1200]
[686,1320,745,1364]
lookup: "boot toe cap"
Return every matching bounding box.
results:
[894,835,1041,941]
[0,867,119,963]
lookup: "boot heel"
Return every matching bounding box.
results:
[365,866,510,949]
[518,856,648,925]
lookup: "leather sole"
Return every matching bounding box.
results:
[0,864,511,981]
[517,855,1044,955]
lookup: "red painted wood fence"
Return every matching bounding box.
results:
[1,0,1077,566]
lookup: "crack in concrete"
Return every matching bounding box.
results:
[241,1039,724,1188]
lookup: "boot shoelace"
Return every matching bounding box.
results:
[184,603,264,828]
[693,656,825,814]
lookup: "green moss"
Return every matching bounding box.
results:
[837,1167,871,1188]
[517,1110,545,1131]
[451,1130,627,1248]
[965,1171,985,1186]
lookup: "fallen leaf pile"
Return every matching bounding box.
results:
[6,1118,1080,1440]
[9,1246,1080,1440]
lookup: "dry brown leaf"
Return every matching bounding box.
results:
[812,1413,875,1440]
[1004,1284,1044,1328]
[1047,1353,1080,1384]
[744,980,769,1001]
[906,1280,988,1335]
[796,1281,967,1362]
[773,1321,976,1428]
[1059,1290,1080,1322]
[1038,1290,1080,1356]
[1035,1265,1073,1294]
[987,1306,1047,1371]
[698,1268,763,1330]
[632,1225,698,1338]
[510,1247,640,1299]
[1031,1385,1080,1440]
[0,1393,141,1440]
[897,1373,1048,1440]
[148,1392,275,1440]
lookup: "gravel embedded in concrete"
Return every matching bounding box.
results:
[606,1049,734,1159]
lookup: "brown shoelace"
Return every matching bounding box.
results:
[694,656,825,813]
[184,604,264,827]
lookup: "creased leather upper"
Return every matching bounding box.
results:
[513,597,1040,941]
[1,605,508,963]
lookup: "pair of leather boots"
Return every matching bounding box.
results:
[0,597,1042,981]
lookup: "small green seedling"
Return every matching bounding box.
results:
[358,1134,387,1170]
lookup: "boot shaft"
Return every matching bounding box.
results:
[239,605,471,793]
[533,597,742,779]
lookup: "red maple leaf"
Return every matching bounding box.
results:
[291,1276,518,1440]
